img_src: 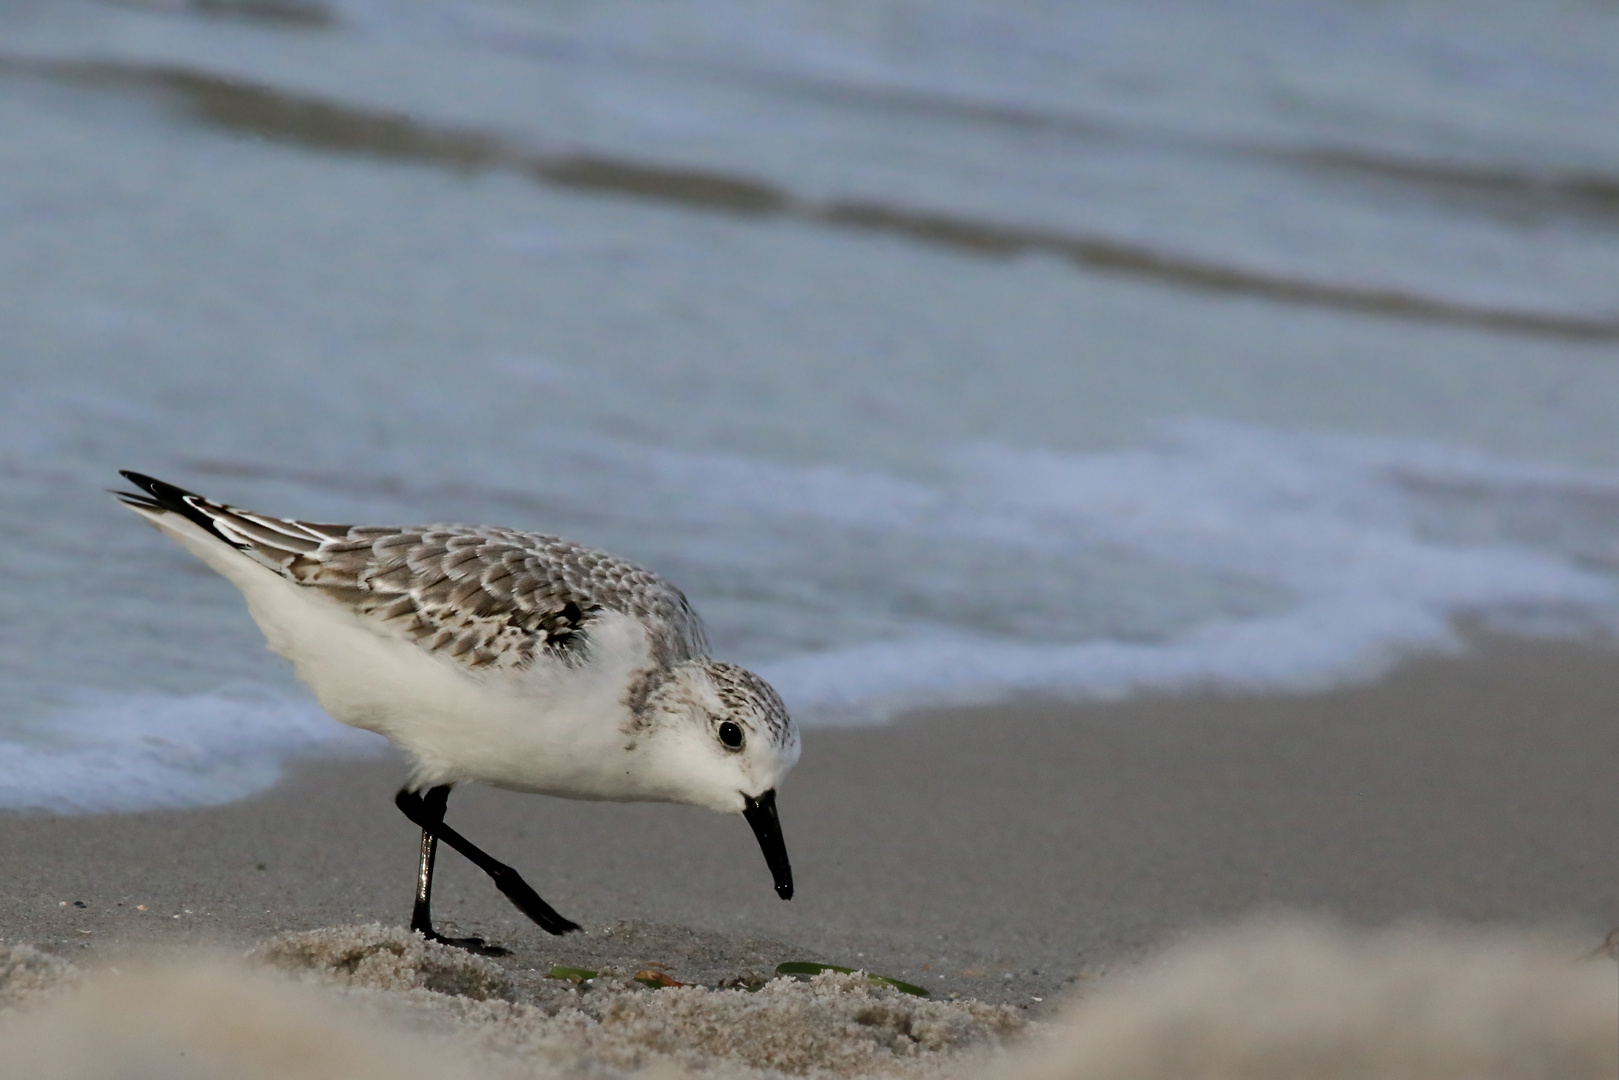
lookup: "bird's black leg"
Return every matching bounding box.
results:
[398,785,507,954]
[395,786,580,950]
[406,786,452,941]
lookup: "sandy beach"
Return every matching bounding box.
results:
[5,630,1618,1010]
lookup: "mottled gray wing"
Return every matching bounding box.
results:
[186,500,708,672]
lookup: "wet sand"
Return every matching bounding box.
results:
[3,632,1618,1008]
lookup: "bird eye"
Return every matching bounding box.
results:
[718,721,744,749]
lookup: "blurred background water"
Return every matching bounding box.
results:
[2,0,1618,811]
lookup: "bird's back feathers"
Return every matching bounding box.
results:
[116,471,708,674]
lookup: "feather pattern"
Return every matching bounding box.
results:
[117,472,708,674]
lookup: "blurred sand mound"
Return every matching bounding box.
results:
[0,957,473,1080]
[3,919,1614,1079]
[1007,916,1619,1080]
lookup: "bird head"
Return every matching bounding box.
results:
[639,658,800,898]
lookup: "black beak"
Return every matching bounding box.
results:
[741,789,793,900]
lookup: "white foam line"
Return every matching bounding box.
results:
[762,421,1619,722]
[0,687,385,814]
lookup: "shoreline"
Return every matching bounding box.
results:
[3,631,1618,1008]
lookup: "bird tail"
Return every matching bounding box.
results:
[115,470,252,550]
[113,470,353,570]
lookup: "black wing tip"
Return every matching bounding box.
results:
[116,470,202,510]
[117,469,160,492]
[112,471,173,514]
[113,469,243,548]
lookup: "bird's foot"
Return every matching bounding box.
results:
[420,930,511,957]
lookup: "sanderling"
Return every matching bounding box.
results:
[115,471,799,951]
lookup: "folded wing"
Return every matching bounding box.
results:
[116,471,707,672]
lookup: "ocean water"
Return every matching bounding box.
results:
[1,0,1617,812]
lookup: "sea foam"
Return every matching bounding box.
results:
[763,421,1619,720]
[0,687,383,814]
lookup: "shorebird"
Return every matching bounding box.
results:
[115,471,799,951]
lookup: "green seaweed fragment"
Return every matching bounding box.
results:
[545,965,598,983]
[774,961,929,997]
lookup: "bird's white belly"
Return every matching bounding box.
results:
[217,555,653,797]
